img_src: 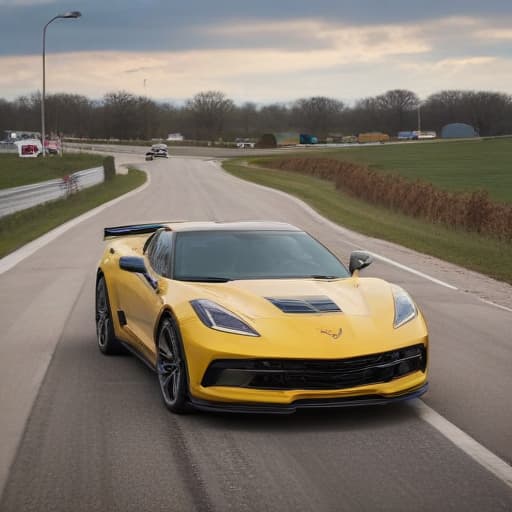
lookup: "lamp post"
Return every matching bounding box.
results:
[41,11,81,157]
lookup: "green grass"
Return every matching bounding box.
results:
[0,153,104,189]
[223,159,512,284]
[0,168,146,258]
[253,137,512,204]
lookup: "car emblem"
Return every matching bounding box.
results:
[320,328,343,340]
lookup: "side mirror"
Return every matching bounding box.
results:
[349,251,373,275]
[119,256,158,290]
[119,256,147,273]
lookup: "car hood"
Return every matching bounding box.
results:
[173,278,394,319]
[170,277,426,357]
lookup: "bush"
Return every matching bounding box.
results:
[264,157,512,241]
[103,156,116,182]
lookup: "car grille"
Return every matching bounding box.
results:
[202,344,426,390]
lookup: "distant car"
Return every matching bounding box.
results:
[151,143,169,158]
[235,138,255,149]
[95,221,429,414]
[45,140,60,155]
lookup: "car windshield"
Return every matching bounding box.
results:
[173,230,349,281]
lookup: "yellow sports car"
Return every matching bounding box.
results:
[96,221,428,413]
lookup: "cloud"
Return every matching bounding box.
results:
[1,48,511,103]
[211,18,431,59]
[0,0,56,5]
[0,15,511,102]
[398,56,499,77]
[476,28,512,41]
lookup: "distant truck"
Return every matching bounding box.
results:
[415,131,436,139]
[299,134,318,145]
[358,132,390,144]
[398,131,436,140]
[167,133,184,142]
[3,130,41,143]
[398,131,415,140]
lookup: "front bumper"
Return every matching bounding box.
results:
[180,315,429,412]
[189,382,428,414]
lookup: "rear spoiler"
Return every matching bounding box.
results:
[104,222,173,239]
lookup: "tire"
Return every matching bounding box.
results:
[95,275,125,355]
[156,317,189,413]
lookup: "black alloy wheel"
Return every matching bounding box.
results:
[95,276,124,355]
[157,317,188,413]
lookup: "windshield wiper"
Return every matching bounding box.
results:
[179,276,232,282]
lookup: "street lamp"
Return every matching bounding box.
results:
[41,11,81,157]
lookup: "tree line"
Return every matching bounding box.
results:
[1,88,511,141]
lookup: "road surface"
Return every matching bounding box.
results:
[0,156,511,511]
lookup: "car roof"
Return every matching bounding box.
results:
[162,221,302,232]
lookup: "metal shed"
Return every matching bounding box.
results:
[441,123,478,139]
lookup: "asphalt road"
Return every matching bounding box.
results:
[1,156,511,511]
[64,139,418,158]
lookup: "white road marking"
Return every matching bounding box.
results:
[0,170,150,276]
[368,252,458,290]
[412,400,512,489]
[478,298,512,313]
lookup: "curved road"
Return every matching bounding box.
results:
[0,156,511,511]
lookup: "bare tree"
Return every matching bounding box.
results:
[256,103,292,134]
[185,91,235,140]
[291,96,345,138]
[421,90,512,135]
[375,89,419,134]
[2,87,512,141]
[102,91,140,139]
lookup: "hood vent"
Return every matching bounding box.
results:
[266,296,341,314]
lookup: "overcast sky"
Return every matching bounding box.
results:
[1,0,511,104]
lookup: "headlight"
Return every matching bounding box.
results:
[190,299,260,337]
[392,285,417,328]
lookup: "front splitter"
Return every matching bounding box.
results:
[189,382,429,414]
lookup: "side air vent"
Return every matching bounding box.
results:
[266,296,341,314]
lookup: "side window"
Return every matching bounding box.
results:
[148,231,172,277]
[145,232,159,259]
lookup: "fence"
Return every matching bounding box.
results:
[0,144,17,154]
[0,166,104,218]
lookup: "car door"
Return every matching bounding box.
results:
[121,231,173,362]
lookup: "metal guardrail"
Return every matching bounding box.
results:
[65,142,141,155]
[0,143,17,153]
[0,166,104,218]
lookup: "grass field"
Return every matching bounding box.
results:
[0,168,146,258]
[254,137,512,204]
[223,159,512,283]
[0,153,104,189]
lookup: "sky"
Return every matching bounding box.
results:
[1,0,512,104]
